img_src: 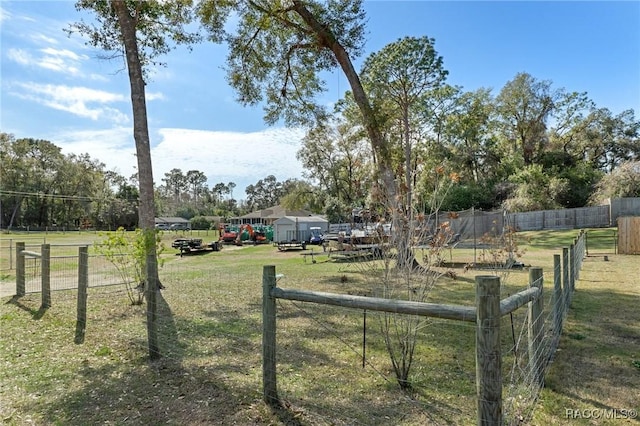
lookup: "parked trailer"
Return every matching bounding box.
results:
[172,238,222,255]
[276,240,307,251]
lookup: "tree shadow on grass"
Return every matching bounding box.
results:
[544,286,640,412]
[37,355,239,425]
[11,282,472,425]
[154,288,186,360]
[6,295,48,319]
[32,289,264,425]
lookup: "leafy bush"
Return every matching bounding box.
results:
[94,227,164,305]
[190,216,212,230]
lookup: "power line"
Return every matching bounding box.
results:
[0,190,138,203]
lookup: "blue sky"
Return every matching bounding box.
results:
[1,1,639,198]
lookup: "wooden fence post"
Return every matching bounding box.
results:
[569,243,576,294]
[585,231,589,256]
[9,238,13,270]
[476,275,502,426]
[573,237,580,281]
[528,267,544,388]
[262,265,279,406]
[576,232,585,274]
[75,246,89,344]
[562,247,569,309]
[16,242,25,297]
[553,255,562,349]
[41,244,51,308]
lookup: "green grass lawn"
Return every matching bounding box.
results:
[0,229,637,425]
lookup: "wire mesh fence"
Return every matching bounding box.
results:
[15,249,128,294]
[2,230,587,424]
[272,298,478,424]
[261,232,587,424]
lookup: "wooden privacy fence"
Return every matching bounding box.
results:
[262,231,587,425]
[617,216,640,254]
[508,205,610,230]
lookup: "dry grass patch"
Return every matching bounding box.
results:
[533,254,640,425]
[0,229,637,425]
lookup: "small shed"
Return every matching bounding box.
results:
[273,215,329,243]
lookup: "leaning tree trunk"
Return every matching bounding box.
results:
[291,1,428,390]
[112,0,160,360]
[292,1,422,270]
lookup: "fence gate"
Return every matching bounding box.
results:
[16,242,51,308]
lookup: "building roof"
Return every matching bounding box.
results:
[240,205,317,220]
[274,215,329,224]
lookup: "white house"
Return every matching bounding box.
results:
[233,205,318,226]
[273,215,329,243]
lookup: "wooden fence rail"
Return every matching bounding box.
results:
[262,230,587,425]
[10,229,587,424]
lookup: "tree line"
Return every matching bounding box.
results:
[2,1,639,233]
[0,132,297,229]
[0,131,318,229]
[2,74,638,230]
[295,70,640,221]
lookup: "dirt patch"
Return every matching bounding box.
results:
[0,280,14,298]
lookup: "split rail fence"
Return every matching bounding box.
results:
[262,231,586,425]
[11,230,588,423]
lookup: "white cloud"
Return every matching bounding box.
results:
[40,47,85,60]
[52,126,306,195]
[153,127,306,191]
[7,46,89,76]
[7,48,31,66]
[29,32,59,46]
[0,6,11,23]
[53,127,137,176]
[11,82,129,123]
[38,47,88,74]
[146,91,166,101]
